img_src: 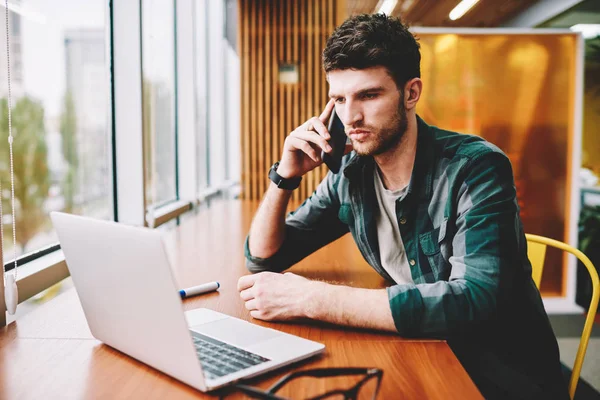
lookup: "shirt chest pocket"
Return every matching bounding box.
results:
[419,219,452,280]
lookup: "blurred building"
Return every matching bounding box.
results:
[0,7,24,99]
[64,28,110,217]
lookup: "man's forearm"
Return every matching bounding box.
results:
[304,281,397,332]
[248,183,294,259]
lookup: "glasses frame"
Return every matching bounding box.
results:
[219,367,383,400]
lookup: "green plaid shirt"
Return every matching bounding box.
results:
[245,116,567,398]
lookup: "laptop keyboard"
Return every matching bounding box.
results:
[190,331,270,380]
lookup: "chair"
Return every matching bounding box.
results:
[526,233,600,399]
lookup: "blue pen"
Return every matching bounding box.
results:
[179,281,220,299]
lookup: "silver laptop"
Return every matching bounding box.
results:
[50,212,325,392]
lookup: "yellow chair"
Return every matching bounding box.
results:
[526,233,600,399]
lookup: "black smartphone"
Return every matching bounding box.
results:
[321,109,347,174]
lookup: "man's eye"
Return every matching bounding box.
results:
[364,93,377,99]
[335,98,345,104]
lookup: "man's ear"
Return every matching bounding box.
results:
[404,78,422,111]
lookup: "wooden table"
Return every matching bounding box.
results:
[0,200,482,399]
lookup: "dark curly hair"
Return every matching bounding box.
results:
[322,13,421,89]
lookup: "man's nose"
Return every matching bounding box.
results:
[340,101,363,127]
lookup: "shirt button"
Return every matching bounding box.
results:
[399,217,407,225]
[409,259,416,266]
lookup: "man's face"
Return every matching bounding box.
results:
[328,66,407,157]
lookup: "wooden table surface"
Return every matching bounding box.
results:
[0,200,482,399]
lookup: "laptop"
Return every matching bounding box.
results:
[50,212,325,392]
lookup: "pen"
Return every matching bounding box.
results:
[179,281,220,299]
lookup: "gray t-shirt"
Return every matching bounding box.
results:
[373,168,413,285]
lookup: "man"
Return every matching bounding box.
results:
[240,13,568,399]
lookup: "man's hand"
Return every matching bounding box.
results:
[276,100,336,179]
[237,271,318,321]
[238,271,396,331]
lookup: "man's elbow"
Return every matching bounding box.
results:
[246,234,282,260]
[244,253,293,274]
[440,280,498,335]
[245,258,272,274]
[465,281,498,323]
[244,235,275,273]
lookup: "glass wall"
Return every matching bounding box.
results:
[0,0,112,263]
[0,0,241,319]
[141,0,177,208]
[194,0,240,197]
[194,0,209,192]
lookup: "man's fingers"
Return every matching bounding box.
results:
[237,274,257,291]
[250,310,266,320]
[288,137,320,162]
[244,299,258,311]
[292,130,331,154]
[318,99,335,124]
[306,117,330,140]
[239,288,254,301]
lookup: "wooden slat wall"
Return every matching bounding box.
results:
[239,0,346,201]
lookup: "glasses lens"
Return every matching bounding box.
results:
[275,374,368,399]
[357,375,380,400]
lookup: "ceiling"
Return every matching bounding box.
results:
[539,0,600,57]
[347,0,540,27]
[539,0,600,28]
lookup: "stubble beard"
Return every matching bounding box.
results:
[352,100,408,157]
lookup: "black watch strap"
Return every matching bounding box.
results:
[269,162,302,190]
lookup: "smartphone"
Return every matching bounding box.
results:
[321,109,347,174]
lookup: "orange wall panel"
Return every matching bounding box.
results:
[416,32,579,295]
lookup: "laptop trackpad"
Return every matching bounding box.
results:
[190,317,282,348]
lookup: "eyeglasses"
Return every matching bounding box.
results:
[219,367,383,400]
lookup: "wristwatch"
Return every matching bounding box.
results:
[269,161,302,190]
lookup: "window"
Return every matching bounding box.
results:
[194,0,240,199]
[0,0,242,326]
[194,0,209,193]
[141,0,177,208]
[206,0,227,187]
[0,0,112,264]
